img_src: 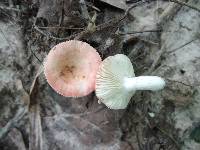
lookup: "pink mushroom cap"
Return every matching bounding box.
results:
[44,40,102,97]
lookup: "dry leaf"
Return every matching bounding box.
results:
[99,0,127,10]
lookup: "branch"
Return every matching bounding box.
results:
[119,29,162,35]
[169,0,200,13]
[0,107,27,139]
[167,38,198,54]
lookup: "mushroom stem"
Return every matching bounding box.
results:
[123,76,165,92]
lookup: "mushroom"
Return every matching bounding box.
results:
[95,54,165,109]
[44,40,102,97]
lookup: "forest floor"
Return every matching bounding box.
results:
[0,0,200,150]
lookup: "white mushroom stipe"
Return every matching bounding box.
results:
[95,54,165,109]
[123,76,165,92]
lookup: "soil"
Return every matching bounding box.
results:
[0,0,200,150]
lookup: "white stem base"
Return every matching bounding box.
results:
[123,76,165,92]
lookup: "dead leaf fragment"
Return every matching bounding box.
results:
[99,0,127,10]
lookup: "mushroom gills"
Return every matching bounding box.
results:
[95,54,165,109]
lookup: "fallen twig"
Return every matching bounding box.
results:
[134,124,144,150]
[33,25,71,40]
[30,46,43,64]
[165,78,194,87]
[156,126,180,150]
[0,6,22,12]
[37,26,84,30]
[118,0,149,23]
[169,0,200,13]
[79,0,90,20]
[0,107,27,139]
[33,0,148,41]
[145,0,192,74]
[86,3,101,12]
[146,118,180,150]
[119,29,162,35]
[167,38,198,54]
[0,79,29,139]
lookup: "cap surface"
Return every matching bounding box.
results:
[44,40,102,97]
[95,54,135,109]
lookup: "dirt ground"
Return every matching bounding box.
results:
[0,0,200,150]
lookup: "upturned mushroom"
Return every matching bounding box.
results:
[95,54,165,109]
[44,40,102,97]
